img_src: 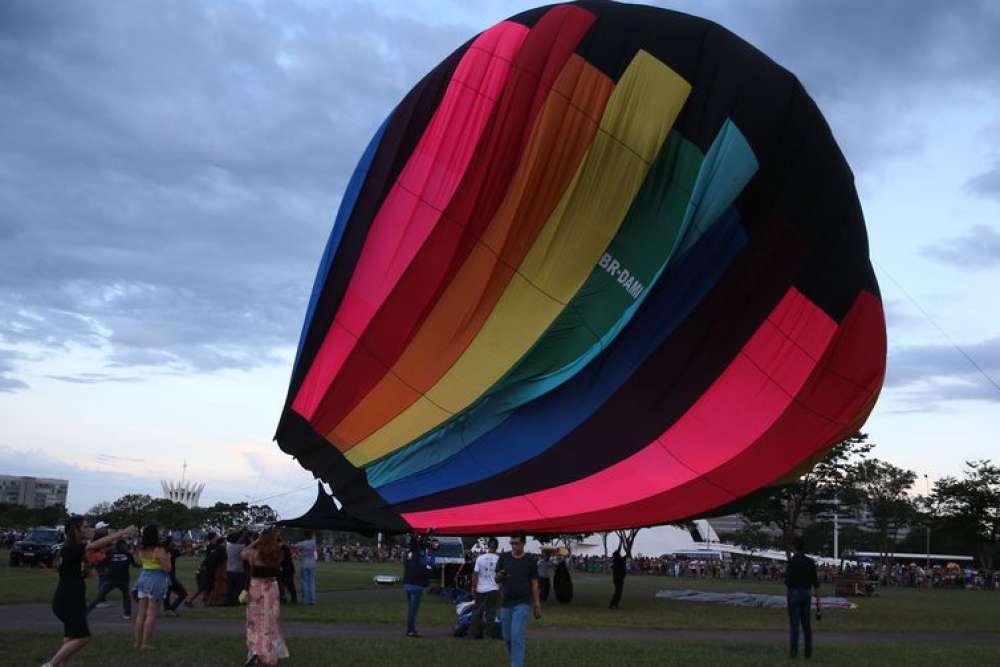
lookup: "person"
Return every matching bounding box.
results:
[609,544,626,609]
[226,531,248,606]
[187,532,220,607]
[402,534,436,637]
[536,550,554,603]
[86,522,111,609]
[162,535,188,615]
[243,531,290,666]
[294,531,317,605]
[133,524,172,650]
[42,516,136,667]
[785,536,821,659]
[87,539,138,619]
[278,536,297,605]
[469,537,500,639]
[496,532,541,667]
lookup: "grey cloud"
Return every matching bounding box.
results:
[0,377,30,392]
[966,161,1000,200]
[0,349,30,392]
[3,0,999,390]
[0,1,470,381]
[46,373,143,385]
[662,0,1000,175]
[921,225,1000,270]
[885,335,1000,405]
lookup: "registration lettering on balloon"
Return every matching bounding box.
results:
[598,252,645,299]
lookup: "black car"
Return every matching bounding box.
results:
[10,528,63,567]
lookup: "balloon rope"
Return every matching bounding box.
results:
[875,260,1000,396]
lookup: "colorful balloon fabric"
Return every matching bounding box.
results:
[276,1,887,534]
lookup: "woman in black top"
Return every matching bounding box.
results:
[43,516,136,667]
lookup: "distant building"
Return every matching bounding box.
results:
[0,475,69,509]
[161,461,205,509]
[161,479,205,508]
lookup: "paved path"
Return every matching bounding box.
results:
[2,599,997,646]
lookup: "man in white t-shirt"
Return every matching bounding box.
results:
[468,537,500,639]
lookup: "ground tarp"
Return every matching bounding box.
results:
[656,589,856,609]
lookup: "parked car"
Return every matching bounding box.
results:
[9,527,63,567]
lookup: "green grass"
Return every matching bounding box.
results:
[4,551,999,634]
[0,552,61,605]
[2,632,998,666]
[0,551,383,605]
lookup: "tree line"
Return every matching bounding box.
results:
[721,433,1000,569]
[85,494,278,533]
[0,494,278,535]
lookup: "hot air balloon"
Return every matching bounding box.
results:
[275,1,886,535]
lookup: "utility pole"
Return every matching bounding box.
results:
[833,506,839,561]
[924,474,931,587]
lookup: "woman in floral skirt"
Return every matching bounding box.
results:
[242,531,289,666]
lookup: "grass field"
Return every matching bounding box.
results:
[3,550,999,665]
[3,551,999,634]
[2,632,999,666]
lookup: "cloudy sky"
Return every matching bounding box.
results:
[1,0,998,516]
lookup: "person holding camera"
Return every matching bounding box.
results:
[785,536,821,659]
[496,532,541,667]
[402,533,437,637]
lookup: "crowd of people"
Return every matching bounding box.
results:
[29,518,328,667]
[565,551,1000,591]
[6,518,997,667]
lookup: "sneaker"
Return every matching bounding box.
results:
[122,614,131,620]
[164,609,178,617]
[95,602,110,609]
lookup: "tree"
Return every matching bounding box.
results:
[145,499,195,531]
[613,528,642,558]
[195,502,279,533]
[246,504,279,525]
[844,459,917,566]
[723,524,776,555]
[932,460,1000,569]
[86,501,111,518]
[103,494,154,527]
[742,432,874,559]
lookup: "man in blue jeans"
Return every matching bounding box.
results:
[295,531,318,605]
[785,536,821,659]
[402,534,437,637]
[497,532,542,667]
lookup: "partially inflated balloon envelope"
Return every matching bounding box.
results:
[275,1,887,534]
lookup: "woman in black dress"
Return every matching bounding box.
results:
[42,516,136,667]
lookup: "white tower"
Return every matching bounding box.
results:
[161,462,204,508]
